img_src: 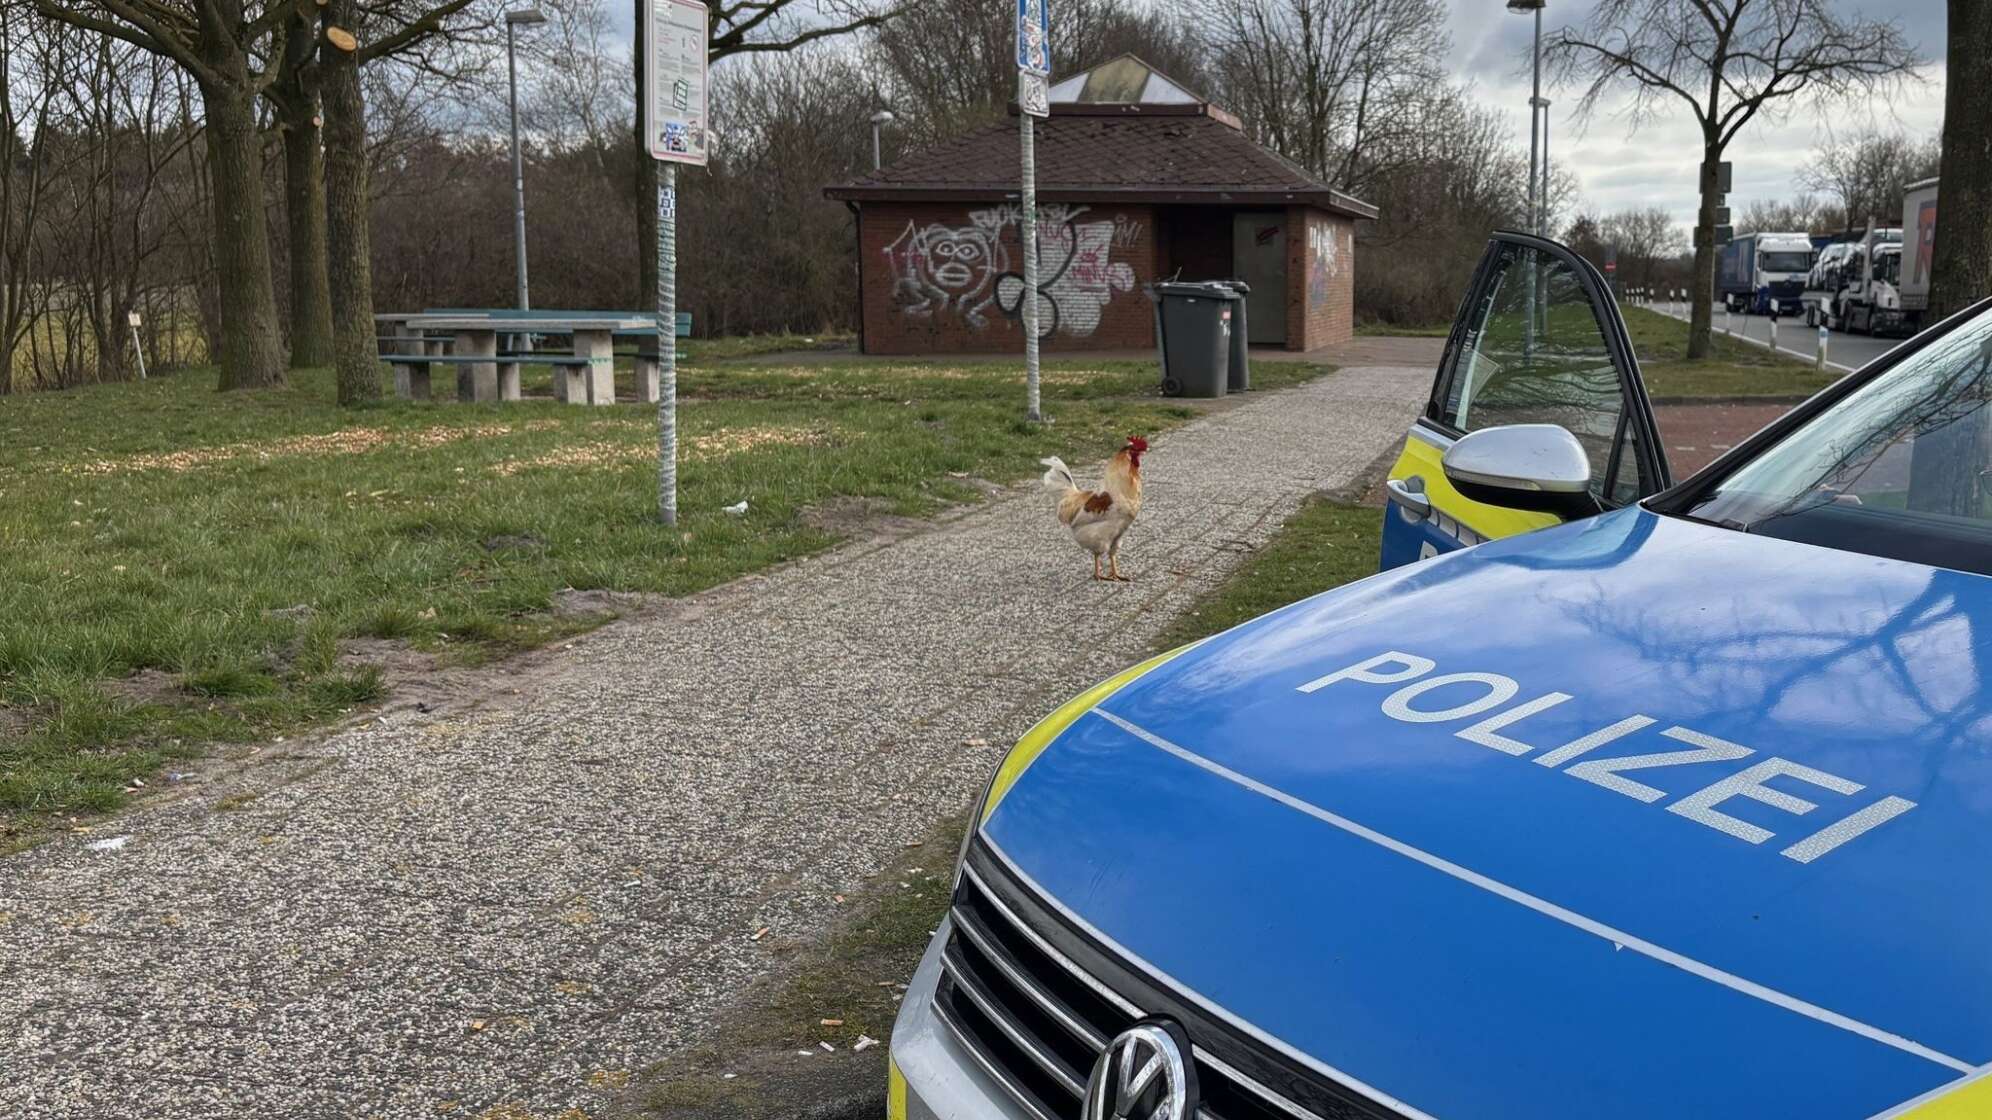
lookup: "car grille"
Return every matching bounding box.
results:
[934,846,1415,1120]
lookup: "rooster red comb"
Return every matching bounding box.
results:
[1126,435,1149,453]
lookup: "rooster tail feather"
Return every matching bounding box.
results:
[1039,456,1075,492]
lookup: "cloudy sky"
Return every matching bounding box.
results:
[1448,0,1949,229]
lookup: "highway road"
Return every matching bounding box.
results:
[1640,301,1910,374]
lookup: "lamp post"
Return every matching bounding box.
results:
[505,8,546,311]
[1534,95,1551,235]
[869,109,894,171]
[1508,0,1545,236]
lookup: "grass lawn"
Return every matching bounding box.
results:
[683,331,855,361]
[0,353,1329,834]
[1620,305,1835,399]
[1155,496,1385,651]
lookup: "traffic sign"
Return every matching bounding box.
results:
[1019,69,1049,117]
[643,0,709,165]
[1699,160,1732,195]
[1017,0,1050,75]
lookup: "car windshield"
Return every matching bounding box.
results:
[1680,306,1992,574]
[1875,249,1901,285]
[1760,251,1812,273]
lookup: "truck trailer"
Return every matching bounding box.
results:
[1900,177,1940,327]
[1717,231,1815,315]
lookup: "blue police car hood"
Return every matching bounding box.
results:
[981,507,1992,1120]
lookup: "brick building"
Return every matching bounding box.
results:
[824,57,1378,356]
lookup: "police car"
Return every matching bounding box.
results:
[887,231,1992,1120]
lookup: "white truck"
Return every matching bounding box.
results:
[1806,228,1902,334]
[1716,231,1815,315]
[1822,179,1941,336]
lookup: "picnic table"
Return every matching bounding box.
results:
[374,313,667,405]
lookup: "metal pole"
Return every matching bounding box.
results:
[1021,112,1041,422]
[871,121,882,170]
[508,22,530,310]
[1529,97,1545,234]
[656,164,678,525]
[1528,6,1542,236]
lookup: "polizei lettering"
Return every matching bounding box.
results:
[1297,651,1916,863]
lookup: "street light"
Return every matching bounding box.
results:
[1508,0,1545,237]
[505,8,547,312]
[869,110,894,171]
[1534,95,1551,236]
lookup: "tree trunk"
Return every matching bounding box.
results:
[1931,0,1992,320]
[1686,148,1719,359]
[281,106,336,368]
[634,0,658,307]
[321,7,380,406]
[200,78,287,389]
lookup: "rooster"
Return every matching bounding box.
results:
[1040,436,1146,581]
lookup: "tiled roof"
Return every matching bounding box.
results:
[825,108,1378,219]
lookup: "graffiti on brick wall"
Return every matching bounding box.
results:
[883,205,1139,337]
[1307,221,1344,311]
[882,221,1008,328]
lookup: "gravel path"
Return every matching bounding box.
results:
[0,365,1425,1119]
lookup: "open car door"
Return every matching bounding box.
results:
[1378,231,1672,570]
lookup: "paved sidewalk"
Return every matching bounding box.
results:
[0,364,1426,1119]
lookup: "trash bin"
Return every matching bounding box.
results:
[1209,280,1252,392]
[1147,282,1231,398]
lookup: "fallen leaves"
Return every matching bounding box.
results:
[64,422,544,478]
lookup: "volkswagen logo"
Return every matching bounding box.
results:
[1083,1020,1199,1120]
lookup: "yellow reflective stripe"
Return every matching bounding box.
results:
[981,645,1195,823]
[1388,436,1558,542]
[1890,1068,1992,1118]
[888,1056,908,1120]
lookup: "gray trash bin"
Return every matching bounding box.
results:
[1147,282,1231,398]
[1209,280,1252,392]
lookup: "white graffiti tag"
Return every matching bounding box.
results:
[882,205,1140,338]
[884,221,1008,327]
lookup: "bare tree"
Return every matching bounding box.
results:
[1355,84,1530,325]
[1199,0,1447,194]
[1549,0,1921,360]
[1799,129,1941,232]
[1931,0,1991,319]
[266,9,336,369]
[1602,206,1687,293]
[31,0,299,388]
[635,0,903,306]
[0,2,62,391]
[1738,194,1824,234]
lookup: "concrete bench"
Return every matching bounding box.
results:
[382,351,595,403]
[391,311,692,402]
[390,315,661,405]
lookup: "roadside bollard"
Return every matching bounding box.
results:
[1817,325,1829,370]
[1768,313,1779,351]
[1725,308,1732,334]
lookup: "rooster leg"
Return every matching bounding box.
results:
[1108,544,1131,582]
[1092,553,1104,581]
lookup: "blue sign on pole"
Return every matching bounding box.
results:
[1017,0,1050,75]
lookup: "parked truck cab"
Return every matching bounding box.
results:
[1717,231,1814,315]
[1827,229,1911,337]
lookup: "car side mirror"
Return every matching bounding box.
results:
[1441,424,1603,521]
